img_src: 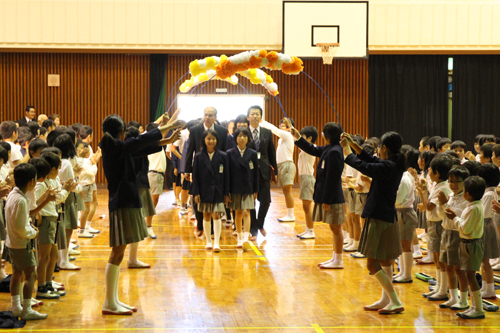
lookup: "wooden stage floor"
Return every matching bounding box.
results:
[2,188,500,332]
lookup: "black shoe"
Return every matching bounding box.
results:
[54,264,60,273]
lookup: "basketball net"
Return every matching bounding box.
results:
[316,43,339,65]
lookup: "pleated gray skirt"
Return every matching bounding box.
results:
[359,217,402,260]
[228,194,255,210]
[482,217,500,259]
[63,193,78,230]
[139,186,156,218]
[109,208,147,247]
[199,202,226,213]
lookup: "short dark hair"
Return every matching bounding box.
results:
[464,176,486,201]
[146,122,159,132]
[448,165,470,181]
[480,143,494,159]
[29,138,48,158]
[71,123,83,134]
[437,138,452,151]
[186,120,199,131]
[451,140,467,151]
[41,152,61,170]
[479,134,496,147]
[474,134,483,143]
[444,150,459,159]
[14,163,37,189]
[42,147,61,156]
[462,160,481,176]
[42,119,55,129]
[420,136,430,147]
[27,122,40,138]
[17,127,33,147]
[78,125,93,140]
[25,105,35,113]
[299,126,318,144]
[0,147,8,164]
[53,134,76,159]
[48,114,60,122]
[234,114,250,127]
[361,143,375,156]
[0,142,11,153]
[401,144,413,156]
[124,126,140,140]
[0,121,18,139]
[406,148,420,172]
[353,134,365,146]
[29,157,51,179]
[368,137,380,148]
[39,127,47,137]
[280,117,295,128]
[247,105,263,117]
[127,120,142,129]
[419,150,437,176]
[477,163,500,188]
[428,136,441,151]
[201,129,219,152]
[493,144,500,158]
[430,154,453,181]
[322,122,342,145]
[232,127,253,148]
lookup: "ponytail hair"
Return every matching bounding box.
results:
[101,115,126,152]
[380,131,405,171]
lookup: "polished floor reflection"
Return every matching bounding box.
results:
[1,188,499,332]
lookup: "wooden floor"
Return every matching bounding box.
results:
[2,188,500,332]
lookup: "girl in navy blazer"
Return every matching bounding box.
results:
[191,129,230,252]
[342,131,406,315]
[99,112,182,316]
[227,127,259,249]
[293,122,346,269]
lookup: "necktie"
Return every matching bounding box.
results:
[253,129,260,150]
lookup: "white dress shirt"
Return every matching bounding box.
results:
[5,187,37,249]
[148,149,167,173]
[439,192,468,230]
[6,141,22,169]
[79,158,98,186]
[259,120,294,164]
[59,159,81,193]
[298,148,315,176]
[237,146,246,157]
[396,171,415,208]
[453,200,484,239]
[35,179,68,217]
[427,180,452,221]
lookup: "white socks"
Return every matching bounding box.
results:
[243,232,250,242]
[320,252,343,268]
[412,244,420,253]
[128,242,148,267]
[435,270,449,296]
[11,295,21,313]
[103,263,131,313]
[319,252,336,266]
[237,233,243,247]
[394,252,413,281]
[213,219,222,249]
[287,208,294,218]
[482,282,496,297]
[374,266,403,311]
[203,220,212,247]
[365,266,398,310]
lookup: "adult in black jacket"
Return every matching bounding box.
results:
[184,107,228,236]
[17,106,37,127]
[247,106,278,239]
[342,131,406,314]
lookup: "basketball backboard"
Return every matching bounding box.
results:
[283,1,369,59]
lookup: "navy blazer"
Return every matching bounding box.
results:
[100,128,162,211]
[254,127,277,182]
[227,147,259,195]
[295,137,344,205]
[345,150,404,223]
[133,144,162,188]
[185,124,228,174]
[191,150,230,203]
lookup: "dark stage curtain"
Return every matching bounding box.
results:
[452,55,500,149]
[369,55,449,147]
[150,54,168,122]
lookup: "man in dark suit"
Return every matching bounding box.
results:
[185,106,228,236]
[16,105,37,127]
[247,106,278,240]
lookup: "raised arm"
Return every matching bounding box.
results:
[260,120,293,141]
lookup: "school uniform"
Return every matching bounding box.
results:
[59,159,82,230]
[227,147,259,210]
[134,143,162,219]
[426,180,452,253]
[191,150,230,213]
[438,192,467,266]
[344,150,404,261]
[344,165,359,214]
[72,157,86,212]
[148,146,167,196]
[395,171,418,242]
[294,137,345,225]
[100,128,163,247]
[453,200,484,271]
[298,147,316,201]
[415,173,427,229]
[35,180,69,245]
[354,171,371,216]
[481,187,500,259]
[79,157,98,203]
[5,187,38,271]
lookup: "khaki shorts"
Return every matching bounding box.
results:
[38,216,58,245]
[277,161,296,187]
[81,183,97,203]
[299,175,315,201]
[355,193,368,215]
[9,247,37,271]
[148,172,165,196]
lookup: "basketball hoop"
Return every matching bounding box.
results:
[316,43,339,65]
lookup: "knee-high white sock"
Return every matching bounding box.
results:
[243,231,250,242]
[58,249,67,265]
[413,244,420,253]
[471,290,485,314]
[287,208,294,217]
[128,242,139,264]
[376,266,402,308]
[10,295,21,312]
[459,290,469,307]
[112,264,135,311]
[203,220,212,246]
[403,252,414,279]
[394,255,404,278]
[434,266,441,289]
[104,263,119,309]
[213,219,222,247]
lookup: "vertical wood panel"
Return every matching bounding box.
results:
[165,55,369,183]
[0,53,150,183]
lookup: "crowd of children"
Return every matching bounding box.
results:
[2,104,500,321]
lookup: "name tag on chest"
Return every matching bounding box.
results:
[219,164,223,173]
[321,160,325,169]
[249,161,254,170]
[257,152,261,159]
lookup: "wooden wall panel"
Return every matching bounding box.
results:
[0,53,150,183]
[166,55,369,182]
